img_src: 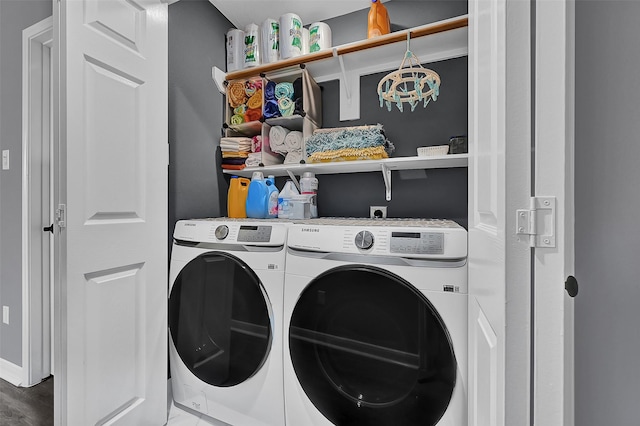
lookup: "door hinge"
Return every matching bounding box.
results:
[55,204,67,229]
[516,196,556,248]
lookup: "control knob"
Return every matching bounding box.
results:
[215,225,229,240]
[355,230,374,250]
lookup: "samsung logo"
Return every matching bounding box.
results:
[301,228,320,233]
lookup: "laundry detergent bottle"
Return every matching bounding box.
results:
[246,171,269,218]
[367,0,390,39]
[227,175,251,218]
[277,180,299,219]
[266,175,280,218]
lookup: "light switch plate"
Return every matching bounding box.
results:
[2,150,9,170]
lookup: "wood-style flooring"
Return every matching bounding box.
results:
[0,377,53,426]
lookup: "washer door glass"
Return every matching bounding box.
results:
[289,265,456,426]
[169,251,272,387]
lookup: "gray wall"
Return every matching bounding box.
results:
[168,0,231,244]
[575,1,640,424]
[0,0,52,367]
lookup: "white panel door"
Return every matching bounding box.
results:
[468,0,533,425]
[53,0,168,425]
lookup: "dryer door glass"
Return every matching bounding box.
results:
[289,265,456,426]
[169,251,272,387]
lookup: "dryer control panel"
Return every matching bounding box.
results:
[173,219,287,246]
[390,231,444,255]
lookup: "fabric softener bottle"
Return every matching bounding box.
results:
[367,0,390,39]
[246,171,269,218]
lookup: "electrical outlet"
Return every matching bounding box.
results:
[370,206,387,219]
[3,306,9,325]
[2,150,9,170]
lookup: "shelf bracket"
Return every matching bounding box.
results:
[334,49,350,100]
[381,163,392,201]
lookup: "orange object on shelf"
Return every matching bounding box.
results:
[227,176,250,218]
[367,0,390,39]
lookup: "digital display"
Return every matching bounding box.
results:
[391,232,421,239]
[240,226,259,231]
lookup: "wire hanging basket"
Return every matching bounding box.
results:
[377,34,441,112]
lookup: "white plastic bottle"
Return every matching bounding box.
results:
[277,180,299,219]
[299,172,319,217]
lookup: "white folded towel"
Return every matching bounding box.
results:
[220,137,252,152]
[269,126,290,155]
[284,150,303,164]
[245,152,262,167]
[284,131,303,152]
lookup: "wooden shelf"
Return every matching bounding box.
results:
[224,15,469,82]
[223,154,467,201]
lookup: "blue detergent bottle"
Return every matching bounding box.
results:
[266,175,280,218]
[246,171,269,218]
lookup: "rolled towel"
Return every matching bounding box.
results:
[284,131,303,152]
[244,107,262,122]
[245,152,262,167]
[284,150,303,164]
[263,100,280,118]
[269,125,290,154]
[264,80,277,101]
[227,81,247,108]
[230,114,245,125]
[275,82,294,100]
[278,97,295,116]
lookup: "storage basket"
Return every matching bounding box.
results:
[417,145,449,157]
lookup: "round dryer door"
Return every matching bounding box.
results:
[169,252,272,387]
[289,265,456,426]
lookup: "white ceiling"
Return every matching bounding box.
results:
[208,0,390,30]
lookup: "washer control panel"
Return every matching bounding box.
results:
[237,225,273,243]
[390,231,444,255]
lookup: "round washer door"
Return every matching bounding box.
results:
[289,265,456,426]
[169,251,272,387]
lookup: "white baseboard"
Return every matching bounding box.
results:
[0,358,23,386]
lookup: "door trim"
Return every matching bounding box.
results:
[21,16,53,388]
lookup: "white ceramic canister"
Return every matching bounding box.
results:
[279,13,303,59]
[226,28,245,72]
[309,22,332,52]
[243,23,260,68]
[260,18,280,64]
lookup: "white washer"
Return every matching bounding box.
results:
[283,218,468,426]
[169,219,288,426]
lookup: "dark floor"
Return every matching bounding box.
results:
[0,376,53,426]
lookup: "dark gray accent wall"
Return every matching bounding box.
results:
[575,1,640,424]
[0,0,52,366]
[168,0,231,243]
[282,1,469,225]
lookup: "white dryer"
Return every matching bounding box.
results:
[283,218,468,426]
[169,219,288,426]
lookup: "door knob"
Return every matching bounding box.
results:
[43,224,54,234]
[565,275,578,298]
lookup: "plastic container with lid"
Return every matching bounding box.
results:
[367,0,390,39]
[246,171,269,218]
[277,180,299,219]
[299,172,319,217]
[228,176,251,218]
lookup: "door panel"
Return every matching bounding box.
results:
[54,0,167,424]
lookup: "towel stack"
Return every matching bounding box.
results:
[305,124,395,163]
[220,137,252,170]
[269,126,304,164]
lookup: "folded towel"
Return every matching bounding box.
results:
[305,124,394,156]
[284,131,303,152]
[221,164,246,170]
[251,135,262,153]
[245,152,262,167]
[221,157,248,165]
[284,150,303,164]
[220,137,252,152]
[306,146,389,163]
[269,126,290,155]
[222,151,249,159]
